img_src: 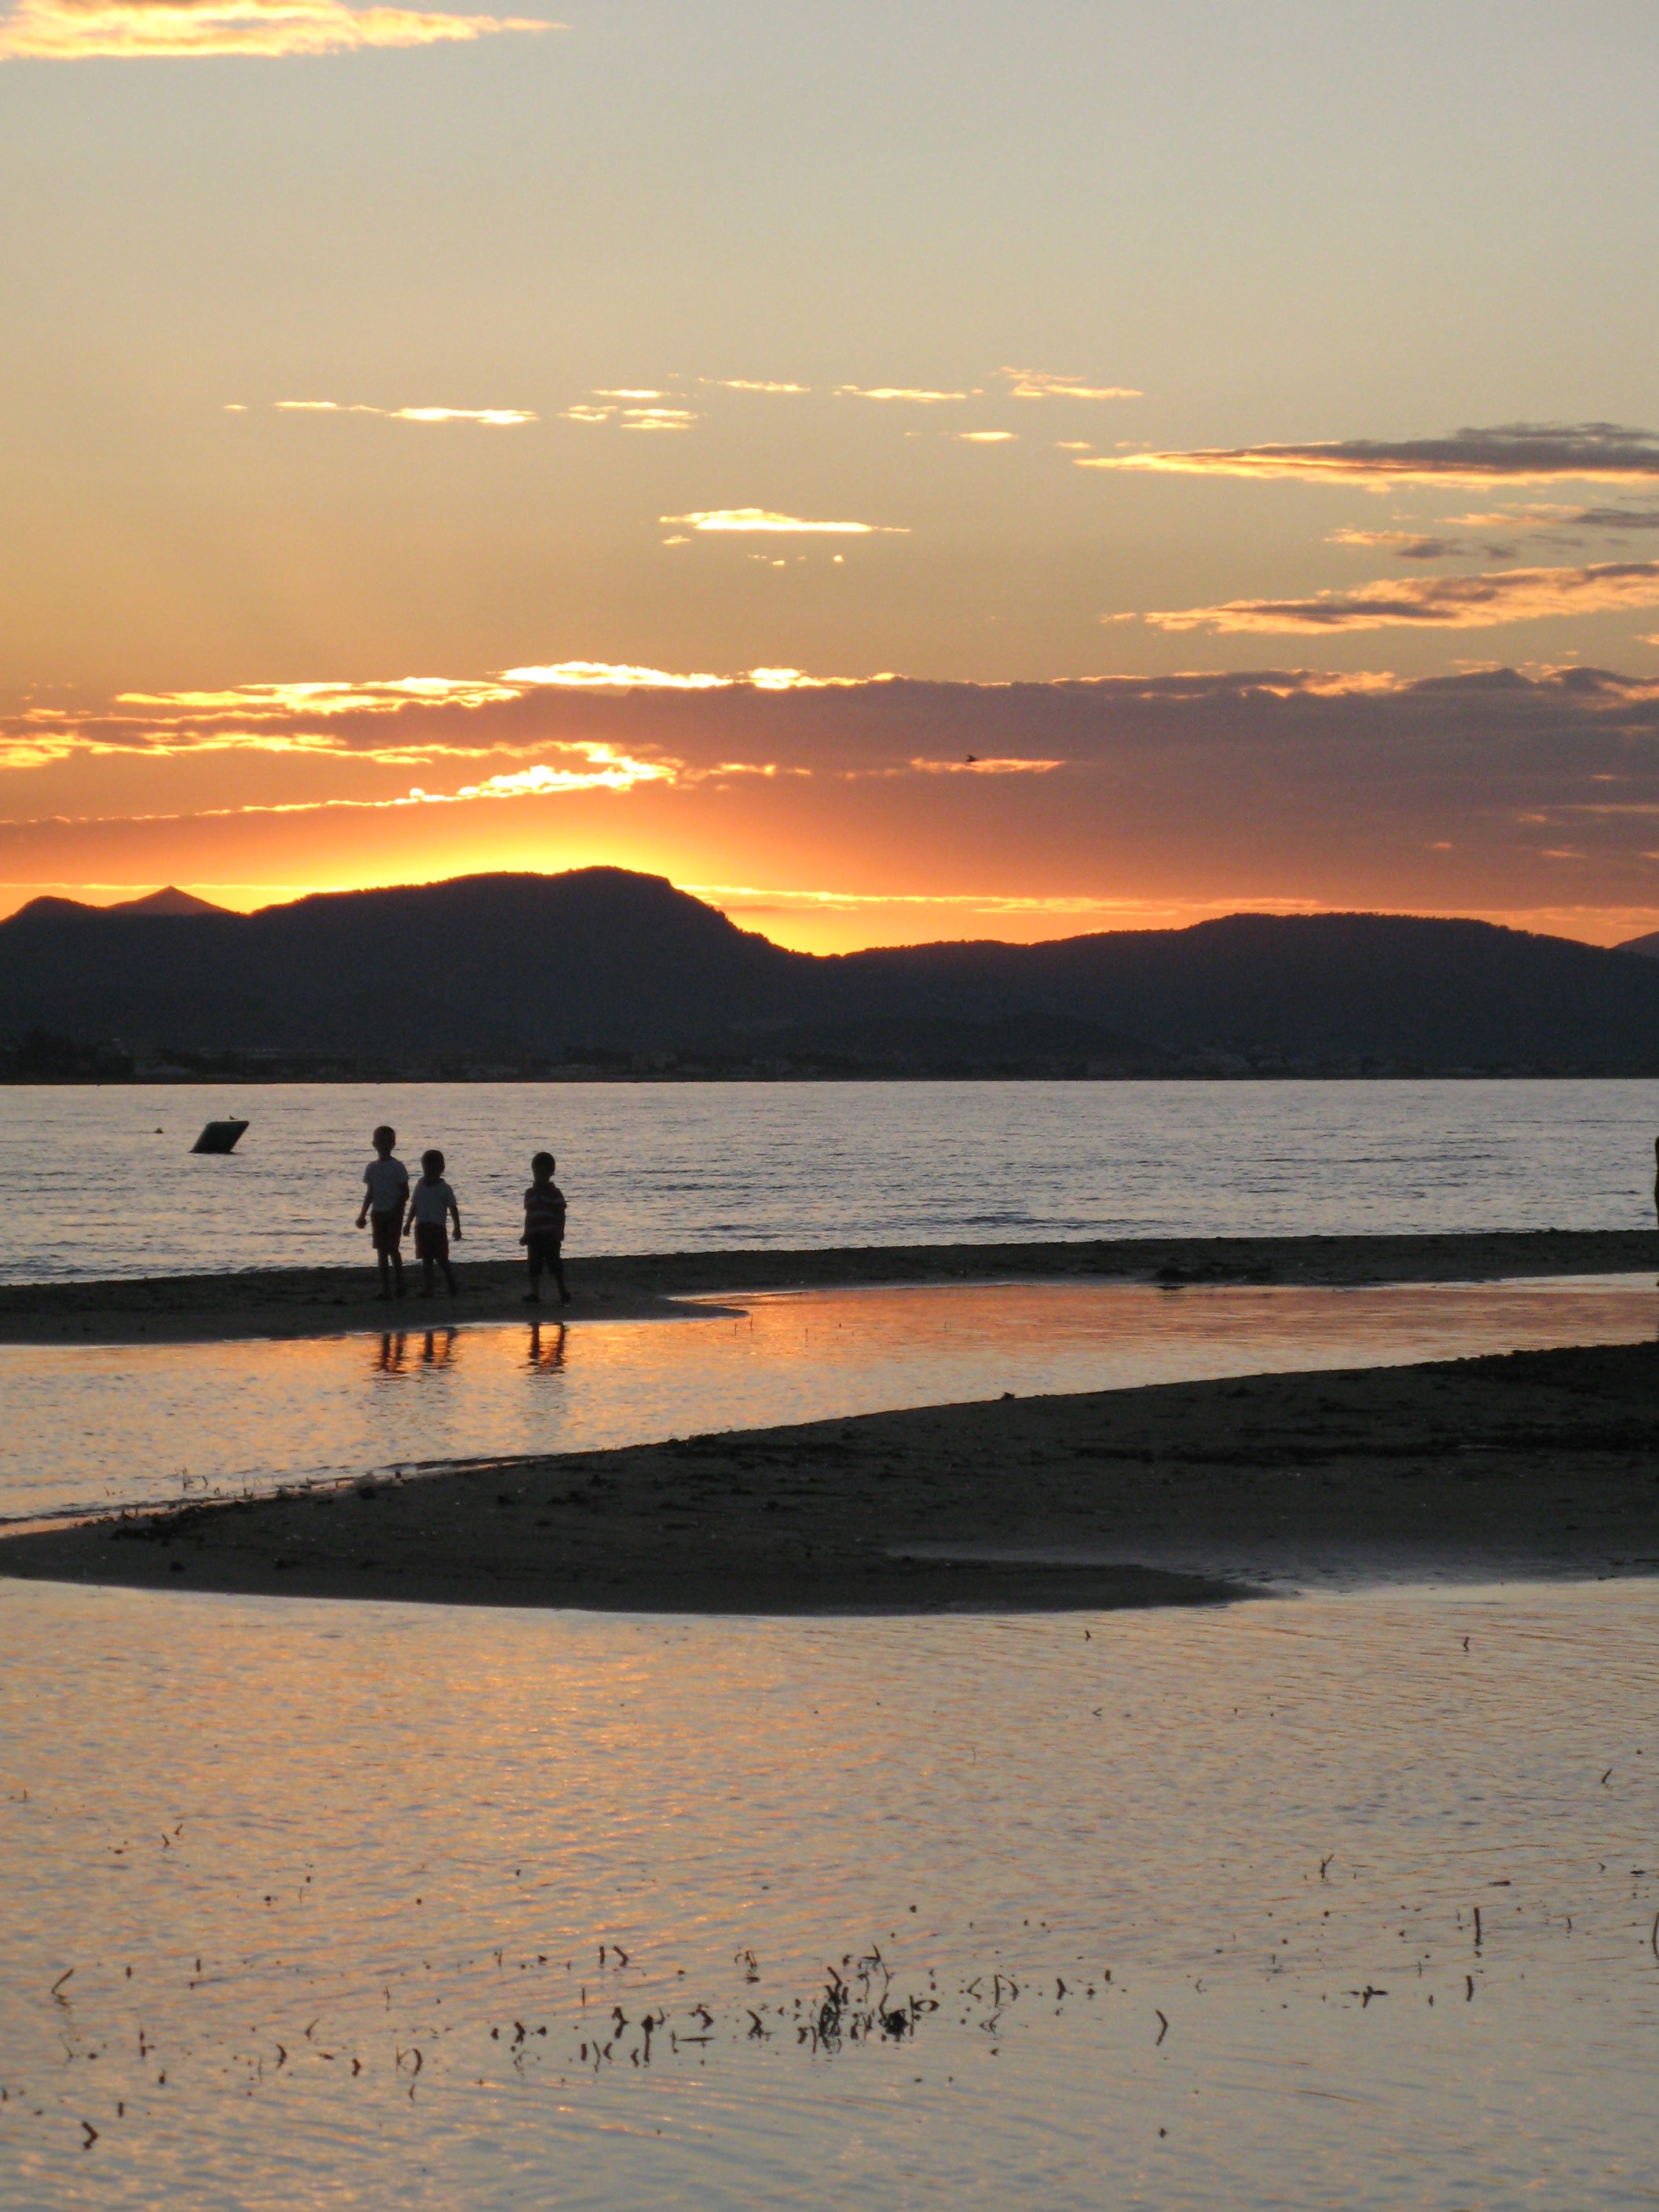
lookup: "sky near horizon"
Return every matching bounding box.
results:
[5,2,1659,950]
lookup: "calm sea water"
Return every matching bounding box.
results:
[4,1276,1654,1528]
[2,1578,1657,2210]
[2,1079,1655,1284]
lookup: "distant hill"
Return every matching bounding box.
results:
[106,885,229,917]
[4,867,1659,1077]
[13,885,229,921]
[1617,928,1659,959]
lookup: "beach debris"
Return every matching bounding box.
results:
[189,1119,248,1155]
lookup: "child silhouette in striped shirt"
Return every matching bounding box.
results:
[521,1152,569,1305]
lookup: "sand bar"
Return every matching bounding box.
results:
[0,1228,1652,1346]
[5,1338,1658,1613]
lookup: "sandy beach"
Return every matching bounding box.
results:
[5,1333,1657,1612]
[0,1227,1650,1346]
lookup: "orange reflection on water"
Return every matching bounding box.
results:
[526,1322,567,1373]
[2,1276,1657,1527]
[371,1328,461,1375]
[4,1579,1659,2202]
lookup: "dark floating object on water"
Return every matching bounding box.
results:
[191,1119,248,1155]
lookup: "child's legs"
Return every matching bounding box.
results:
[527,1233,564,1297]
[416,1221,452,1291]
[372,1211,404,1287]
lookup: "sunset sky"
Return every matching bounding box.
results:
[5,2,1659,950]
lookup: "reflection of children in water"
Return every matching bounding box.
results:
[371,1329,458,1374]
[526,1320,567,1372]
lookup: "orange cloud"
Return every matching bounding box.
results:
[0,0,554,60]
[555,396,697,429]
[0,742,676,819]
[834,386,969,403]
[906,756,1062,775]
[0,727,368,770]
[274,401,535,423]
[1082,423,1659,487]
[1145,561,1659,634]
[426,749,674,801]
[119,676,523,716]
[1326,528,1470,559]
[661,509,906,535]
[1002,369,1141,401]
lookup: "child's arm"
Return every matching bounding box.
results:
[355,1170,371,1229]
[449,1192,462,1239]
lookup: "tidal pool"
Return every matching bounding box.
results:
[1,1274,1654,1526]
[1,1577,1656,2209]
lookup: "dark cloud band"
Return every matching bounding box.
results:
[1083,423,1659,486]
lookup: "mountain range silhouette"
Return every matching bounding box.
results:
[5,867,1659,1076]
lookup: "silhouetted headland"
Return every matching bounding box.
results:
[7,867,1659,1078]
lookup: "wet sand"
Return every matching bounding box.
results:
[0,1227,1651,1346]
[6,1339,1658,1613]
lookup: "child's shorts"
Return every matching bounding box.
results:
[414,1222,449,1263]
[370,1209,403,1254]
[525,1232,563,1273]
